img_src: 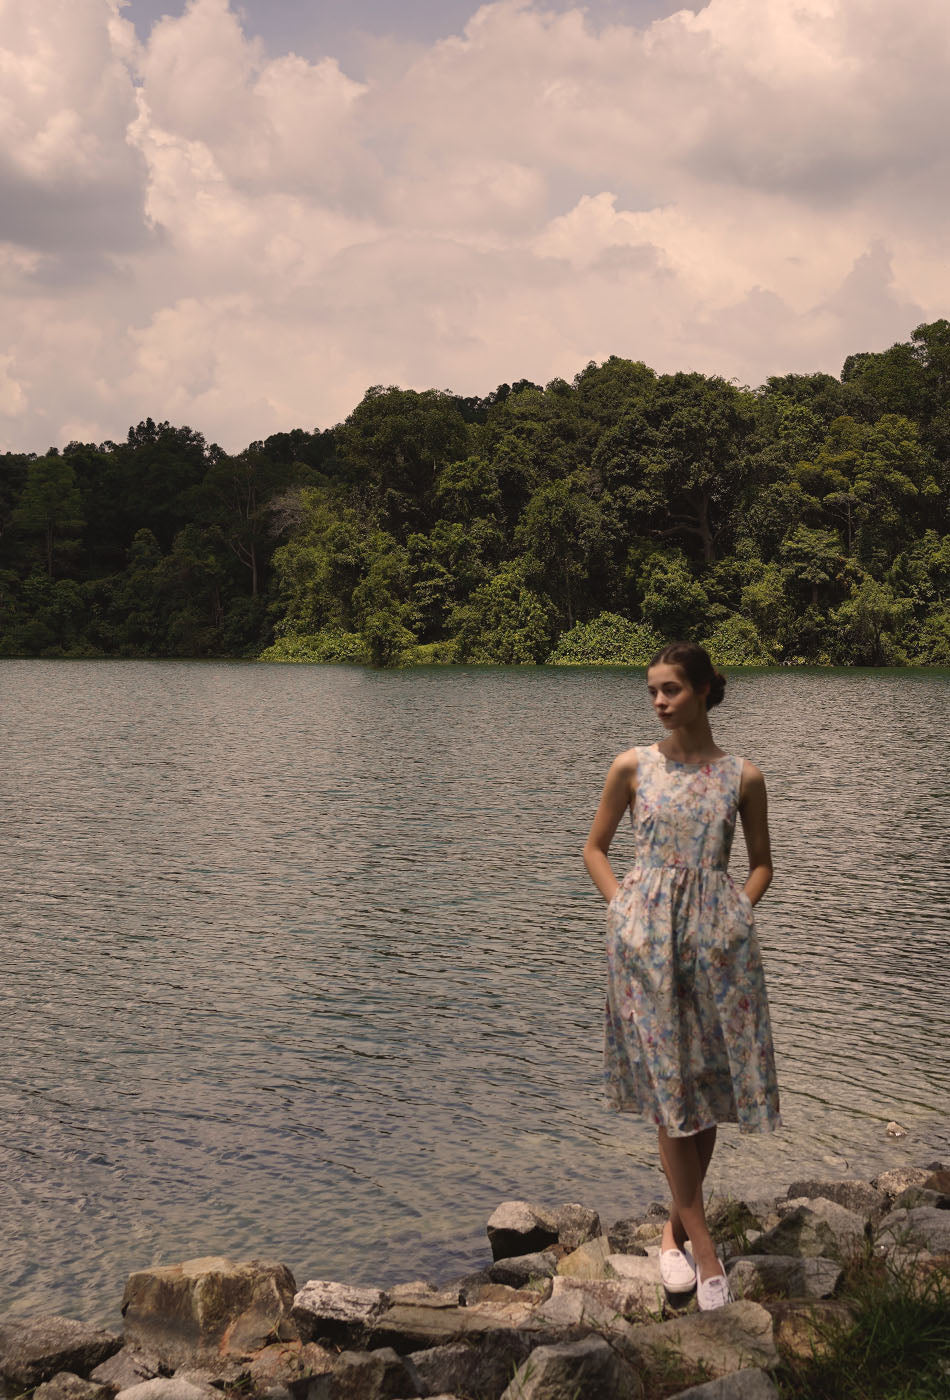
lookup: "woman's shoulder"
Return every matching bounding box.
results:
[737,756,767,801]
[606,743,646,780]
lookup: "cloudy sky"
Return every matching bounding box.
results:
[2,0,947,453]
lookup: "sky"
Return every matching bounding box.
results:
[1,0,948,453]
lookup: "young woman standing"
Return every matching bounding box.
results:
[583,642,780,1310]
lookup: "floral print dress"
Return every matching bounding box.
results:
[604,743,781,1137]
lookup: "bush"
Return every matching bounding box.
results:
[547,612,663,665]
[701,613,773,666]
[259,629,370,664]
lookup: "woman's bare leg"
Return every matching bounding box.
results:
[658,1125,723,1279]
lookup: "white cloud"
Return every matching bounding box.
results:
[0,0,948,453]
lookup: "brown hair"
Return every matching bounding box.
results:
[648,642,726,709]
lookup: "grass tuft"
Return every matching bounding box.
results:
[774,1254,950,1400]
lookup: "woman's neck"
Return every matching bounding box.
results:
[659,719,720,763]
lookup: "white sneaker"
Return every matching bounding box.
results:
[696,1267,733,1311]
[659,1245,697,1292]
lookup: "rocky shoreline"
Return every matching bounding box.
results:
[2,1162,948,1400]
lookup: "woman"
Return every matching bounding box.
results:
[583,642,780,1311]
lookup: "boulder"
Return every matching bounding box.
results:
[606,1221,649,1256]
[889,1187,948,1212]
[923,1169,950,1195]
[33,1374,112,1400]
[243,1341,335,1395]
[463,1283,551,1307]
[291,1282,389,1347]
[533,1276,658,1330]
[488,1252,559,1288]
[114,1381,218,1400]
[707,1201,768,1239]
[499,1334,642,1400]
[0,1316,121,1390]
[121,1259,298,1369]
[726,1255,842,1300]
[90,1349,161,1392]
[449,1270,493,1304]
[605,1255,662,1288]
[785,1180,884,1220]
[666,1369,779,1400]
[754,1200,867,1260]
[622,1301,777,1379]
[766,1299,854,1361]
[552,1204,602,1252]
[556,1237,613,1280]
[301,1348,420,1400]
[871,1166,931,1198]
[487,1202,559,1261]
[409,1335,537,1400]
[365,1297,543,1353]
[876,1206,950,1255]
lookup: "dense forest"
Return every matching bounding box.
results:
[2,321,949,667]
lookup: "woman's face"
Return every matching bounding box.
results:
[646,663,708,727]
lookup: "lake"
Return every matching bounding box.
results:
[1,660,948,1323]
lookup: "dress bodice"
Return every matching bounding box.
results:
[630,743,743,871]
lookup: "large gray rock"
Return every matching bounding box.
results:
[366,1297,543,1354]
[121,1258,298,1368]
[871,1167,931,1198]
[622,1301,777,1379]
[387,1283,460,1307]
[754,1200,867,1260]
[409,1335,537,1400]
[785,1180,884,1220]
[890,1188,950,1212]
[556,1237,612,1280]
[552,1204,602,1252]
[533,1276,658,1330]
[487,1202,560,1261]
[90,1348,161,1391]
[876,1206,950,1255]
[667,1369,779,1400]
[301,1348,420,1400]
[243,1341,336,1395]
[0,1316,121,1390]
[499,1334,642,1400]
[114,1380,218,1400]
[463,1282,552,1308]
[606,1221,649,1256]
[33,1374,112,1400]
[488,1253,559,1288]
[291,1281,389,1347]
[605,1254,662,1289]
[726,1255,842,1300]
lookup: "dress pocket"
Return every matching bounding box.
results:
[736,887,755,922]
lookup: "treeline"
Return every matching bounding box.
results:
[2,322,949,667]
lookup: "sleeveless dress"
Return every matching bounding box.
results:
[604,743,781,1137]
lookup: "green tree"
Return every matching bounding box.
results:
[450,561,553,663]
[336,387,470,535]
[13,455,84,578]
[639,551,709,640]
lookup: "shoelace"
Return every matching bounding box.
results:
[700,1275,731,1304]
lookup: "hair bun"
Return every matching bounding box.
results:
[707,669,727,709]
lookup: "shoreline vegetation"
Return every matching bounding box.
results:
[2,321,950,669]
[2,1161,948,1400]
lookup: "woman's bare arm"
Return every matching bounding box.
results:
[737,761,773,906]
[583,750,638,903]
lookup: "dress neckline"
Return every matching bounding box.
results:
[651,742,732,768]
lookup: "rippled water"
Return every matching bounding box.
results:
[1,660,948,1324]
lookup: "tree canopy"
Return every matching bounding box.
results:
[1,326,949,667]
